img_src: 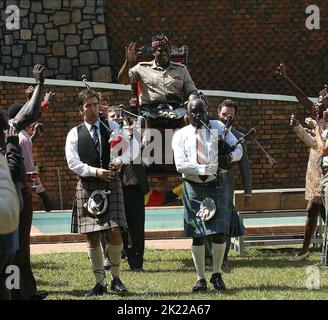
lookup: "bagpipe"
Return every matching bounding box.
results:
[200,117,256,171]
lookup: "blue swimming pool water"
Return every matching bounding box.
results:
[32,208,308,234]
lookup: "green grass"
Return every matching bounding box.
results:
[31,247,328,300]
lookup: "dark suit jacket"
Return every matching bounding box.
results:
[120,164,150,196]
[225,128,252,196]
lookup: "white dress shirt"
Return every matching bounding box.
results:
[65,120,138,177]
[19,130,34,172]
[65,120,108,177]
[172,120,243,183]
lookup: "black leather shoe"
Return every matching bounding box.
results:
[31,291,48,300]
[210,273,226,291]
[85,283,107,297]
[110,277,128,296]
[192,279,207,293]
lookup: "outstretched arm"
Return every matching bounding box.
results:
[276,63,314,113]
[118,42,137,85]
[11,64,46,131]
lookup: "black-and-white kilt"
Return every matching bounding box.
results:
[71,175,127,234]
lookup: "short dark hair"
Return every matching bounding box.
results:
[8,103,24,120]
[78,89,99,108]
[217,99,237,114]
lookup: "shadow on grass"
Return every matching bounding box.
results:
[228,258,318,269]
[36,279,69,286]
[31,260,61,271]
[253,247,322,255]
[224,284,328,295]
[48,289,198,299]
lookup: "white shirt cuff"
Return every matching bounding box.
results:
[89,167,98,177]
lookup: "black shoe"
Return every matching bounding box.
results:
[110,277,128,296]
[31,291,48,300]
[210,273,226,291]
[85,283,107,297]
[192,279,207,293]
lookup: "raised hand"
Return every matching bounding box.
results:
[275,63,287,79]
[43,91,56,103]
[33,122,44,137]
[289,114,300,127]
[25,86,35,100]
[33,64,46,85]
[125,42,137,64]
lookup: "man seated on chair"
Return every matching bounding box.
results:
[118,34,198,120]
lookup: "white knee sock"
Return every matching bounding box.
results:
[107,243,123,279]
[87,245,106,287]
[191,245,206,280]
[212,242,226,274]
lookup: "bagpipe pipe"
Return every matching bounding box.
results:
[234,123,277,168]
[200,117,276,171]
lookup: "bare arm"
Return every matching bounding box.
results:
[117,42,137,85]
[11,65,45,131]
[276,63,314,113]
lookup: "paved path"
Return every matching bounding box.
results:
[30,239,192,255]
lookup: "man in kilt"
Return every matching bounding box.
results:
[172,98,243,292]
[65,89,128,296]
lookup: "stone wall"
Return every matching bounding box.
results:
[1,0,111,81]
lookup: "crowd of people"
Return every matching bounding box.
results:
[1,34,328,299]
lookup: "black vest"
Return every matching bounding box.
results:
[77,122,111,181]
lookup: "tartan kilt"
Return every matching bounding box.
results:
[71,176,127,234]
[218,174,245,238]
[229,206,245,238]
[183,179,244,238]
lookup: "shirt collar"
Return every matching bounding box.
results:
[84,119,100,131]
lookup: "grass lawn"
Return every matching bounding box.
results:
[31,247,328,300]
